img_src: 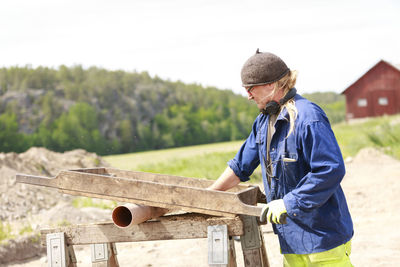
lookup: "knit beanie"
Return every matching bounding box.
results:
[241,49,290,87]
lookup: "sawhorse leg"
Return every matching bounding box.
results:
[208,225,237,267]
[46,232,77,267]
[240,216,270,267]
[91,243,119,267]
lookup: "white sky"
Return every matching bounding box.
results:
[0,0,399,95]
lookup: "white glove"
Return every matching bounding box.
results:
[260,199,287,224]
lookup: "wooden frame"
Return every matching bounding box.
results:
[18,167,270,266]
[41,213,244,245]
[41,213,269,267]
[17,167,265,217]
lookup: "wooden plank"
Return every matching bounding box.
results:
[237,186,259,205]
[70,167,109,175]
[41,214,244,246]
[58,170,261,217]
[109,243,119,267]
[228,237,237,267]
[16,173,58,188]
[240,215,269,267]
[107,168,214,188]
[60,189,233,218]
[67,245,77,267]
[259,228,270,267]
[243,249,263,267]
[74,167,249,193]
[62,168,233,217]
[18,169,262,217]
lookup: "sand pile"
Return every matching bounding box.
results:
[0,147,109,220]
[2,147,400,267]
[0,147,111,265]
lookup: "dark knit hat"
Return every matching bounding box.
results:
[241,49,290,87]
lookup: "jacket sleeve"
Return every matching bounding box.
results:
[228,117,261,182]
[283,120,346,219]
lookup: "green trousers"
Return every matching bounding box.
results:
[283,240,353,267]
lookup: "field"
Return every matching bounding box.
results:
[6,114,400,267]
[103,114,400,179]
[101,114,400,267]
[95,114,400,266]
[333,114,400,159]
[104,140,263,182]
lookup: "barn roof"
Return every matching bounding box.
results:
[342,60,400,95]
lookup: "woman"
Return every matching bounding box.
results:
[209,49,354,266]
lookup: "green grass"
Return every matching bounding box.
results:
[19,224,34,235]
[103,140,243,170]
[137,151,237,179]
[0,221,14,243]
[137,151,263,182]
[104,140,262,182]
[103,114,400,181]
[333,114,400,159]
[1,221,39,244]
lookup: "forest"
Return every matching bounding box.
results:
[0,65,345,155]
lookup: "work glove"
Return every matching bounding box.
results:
[260,199,287,224]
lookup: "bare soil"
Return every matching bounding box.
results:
[2,147,400,266]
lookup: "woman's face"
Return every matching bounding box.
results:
[245,83,284,110]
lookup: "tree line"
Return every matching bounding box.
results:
[0,66,259,154]
[0,65,345,155]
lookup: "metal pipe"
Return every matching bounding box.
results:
[112,204,168,228]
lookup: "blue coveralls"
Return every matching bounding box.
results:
[228,93,353,254]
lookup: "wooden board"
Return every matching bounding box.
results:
[40,214,244,246]
[17,167,263,217]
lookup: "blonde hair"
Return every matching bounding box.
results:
[272,70,298,137]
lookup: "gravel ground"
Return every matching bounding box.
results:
[2,147,400,266]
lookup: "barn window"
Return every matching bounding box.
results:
[378,97,388,106]
[357,98,367,107]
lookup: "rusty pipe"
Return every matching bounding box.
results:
[112,204,168,228]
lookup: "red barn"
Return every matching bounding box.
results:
[341,60,400,120]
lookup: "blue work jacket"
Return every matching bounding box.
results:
[228,93,353,254]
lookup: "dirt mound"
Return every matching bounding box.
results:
[0,147,109,220]
[0,147,111,265]
[4,146,400,266]
[0,234,46,265]
[351,147,398,165]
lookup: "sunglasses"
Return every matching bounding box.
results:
[246,86,254,94]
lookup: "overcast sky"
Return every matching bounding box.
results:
[1,0,399,95]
